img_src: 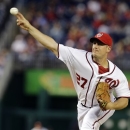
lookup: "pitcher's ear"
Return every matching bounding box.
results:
[107,46,111,52]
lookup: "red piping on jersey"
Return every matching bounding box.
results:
[57,44,59,58]
[106,65,116,76]
[91,62,116,107]
[84,52,94,107]
[91,77,103,107]
[92,110,111,129]
[117,96,130,99]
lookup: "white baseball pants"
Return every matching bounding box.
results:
[77,101,115,130]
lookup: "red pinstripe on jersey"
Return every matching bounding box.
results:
[84,52,94,107]
[85,52,116,107]
[92,110,111,129]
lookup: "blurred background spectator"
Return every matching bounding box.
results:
[31,121,49,130]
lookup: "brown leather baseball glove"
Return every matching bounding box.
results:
[96,82,111,111]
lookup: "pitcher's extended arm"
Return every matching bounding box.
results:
[16,12,58,56]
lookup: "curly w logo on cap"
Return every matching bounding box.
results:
[90,32,113,46]
[96,33,103,38]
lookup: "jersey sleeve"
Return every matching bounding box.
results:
[57,44,84,66]
[114,75,130,98]
[57,44,73,66]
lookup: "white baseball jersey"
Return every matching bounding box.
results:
[58,44,130,105]
[57,44,130,130]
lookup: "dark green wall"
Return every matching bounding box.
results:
[1,70,130,130]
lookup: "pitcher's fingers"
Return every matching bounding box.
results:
[17,22,21,26]
[16,12,24,20]
[16,19,21,24]
[16,19,23,26]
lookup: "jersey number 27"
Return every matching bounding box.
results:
[76,73,88,88]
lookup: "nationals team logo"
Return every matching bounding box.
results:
[96,33,103,38]
[76,73,120,89]
[105,78,119,88]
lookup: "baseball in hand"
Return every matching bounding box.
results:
[10,7,18,15]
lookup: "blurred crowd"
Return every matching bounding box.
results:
[0,0,17,32]
[0,49,9,77]
[0,0,17,77]
[10,0,130,70]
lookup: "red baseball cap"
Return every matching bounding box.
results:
[90,32,113,46]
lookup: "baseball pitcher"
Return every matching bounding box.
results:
[14,12,130,130]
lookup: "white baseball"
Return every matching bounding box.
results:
[10,7,18,15]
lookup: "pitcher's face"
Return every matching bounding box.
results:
[92,40,111,59]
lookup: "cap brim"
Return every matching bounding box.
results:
[90,37,105,45]
[90,37,97,43]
